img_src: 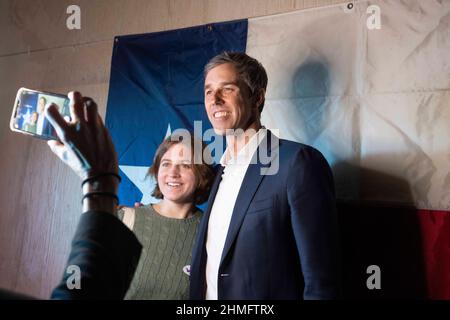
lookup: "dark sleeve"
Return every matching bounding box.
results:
[50,211,142,300]
[287,146,341,299]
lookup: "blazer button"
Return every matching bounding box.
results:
[220,273,229,277]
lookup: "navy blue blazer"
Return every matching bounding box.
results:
[190,130,340,300]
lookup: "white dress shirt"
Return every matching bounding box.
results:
[205,128,267,300]
[36,113,45,135]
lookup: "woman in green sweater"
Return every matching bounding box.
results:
[119,133,215,299]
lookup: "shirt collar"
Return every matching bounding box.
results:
[220,127,267,167]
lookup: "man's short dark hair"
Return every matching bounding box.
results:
[204,52,268,113]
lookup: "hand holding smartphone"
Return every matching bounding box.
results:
[11,88,119,179]
[11,88,120,212]
[10,87,71,140]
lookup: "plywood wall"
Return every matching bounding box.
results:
[0,0,350,298]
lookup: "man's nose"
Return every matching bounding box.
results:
[212,89,224,104]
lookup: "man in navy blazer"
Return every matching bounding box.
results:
[190,52,340,300]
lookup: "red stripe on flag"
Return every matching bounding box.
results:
[417,210,450,299]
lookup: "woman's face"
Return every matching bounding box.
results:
[157,143,197,204]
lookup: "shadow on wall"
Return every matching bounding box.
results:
[291,59,426,298]
[334,163,427,299]
[291,59,331,142]
[291,58,361,201]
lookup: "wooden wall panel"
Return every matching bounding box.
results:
[0,0,349,298]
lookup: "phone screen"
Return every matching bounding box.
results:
[11,88,70,140]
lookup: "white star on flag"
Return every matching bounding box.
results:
[22,109,32,126]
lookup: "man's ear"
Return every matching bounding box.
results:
[254,89,265,110]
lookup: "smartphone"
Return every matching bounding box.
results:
[10,88,70,140]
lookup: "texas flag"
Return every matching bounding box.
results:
[106,19,246,206]
[105,1,449,299]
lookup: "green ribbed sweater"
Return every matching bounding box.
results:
[118,204,201,300]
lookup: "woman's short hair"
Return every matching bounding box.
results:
[147,133,215,205]
[204,51,268,113]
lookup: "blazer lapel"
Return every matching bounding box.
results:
[220,130,280,265]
